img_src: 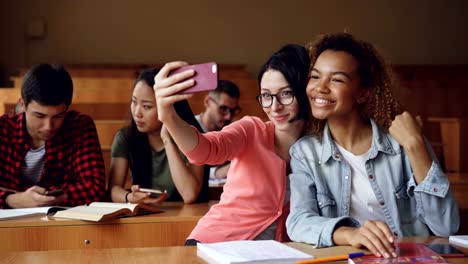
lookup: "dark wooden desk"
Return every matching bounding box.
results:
[0,237,466,263]
[0,202,214,252]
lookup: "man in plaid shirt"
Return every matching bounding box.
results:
[0,64,106,208]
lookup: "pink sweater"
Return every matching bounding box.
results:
[186,116,289,243]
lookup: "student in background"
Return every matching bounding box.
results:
[194,80,241,184]
[286,33,460,258]
[154,44,311,244]
[195,80,241,132]
[0,64,106,208]
[108,68,208,204]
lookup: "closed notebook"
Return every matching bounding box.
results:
[197,240,313,264]
[0,206,67,221]
[349,243,447,264]
[53,202,163,222]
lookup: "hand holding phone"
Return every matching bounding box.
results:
[139,188,165,198]
[168,62,218,94]
[44,189,64,197]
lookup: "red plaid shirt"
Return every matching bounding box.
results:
[0,110,106,208]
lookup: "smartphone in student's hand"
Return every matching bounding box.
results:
[139,188,165,198]
[45,189,64,197]
[168,62,218,94]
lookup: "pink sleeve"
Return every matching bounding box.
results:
[184,117,263,165]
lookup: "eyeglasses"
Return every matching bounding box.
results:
[209,97,241,116]
[256,90,295,108]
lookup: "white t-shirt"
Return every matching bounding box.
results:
[335,143,385,225]
[22,145,46,183]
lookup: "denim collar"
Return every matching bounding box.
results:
[319,119,397,164]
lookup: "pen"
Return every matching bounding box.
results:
[296,252,366,264]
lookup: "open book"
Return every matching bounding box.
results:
[53,202,163,222]
[0,206,67,221]
[197,240,313,264]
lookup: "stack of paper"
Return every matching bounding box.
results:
[197,240,313,264]
[0,206,66,220]
[449,235,468,247]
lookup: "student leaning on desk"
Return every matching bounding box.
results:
[108,68,208,205]
[154,44,311,245]
[0,64,106,209]
[286,33,460,259]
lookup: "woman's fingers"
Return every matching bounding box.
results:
[156,78,195,99]
[361,221,397,258]
[375,221,396,244]
[154,61,193,92]
[131,192,150,204]
[142,192,167,205]
[156,61,188,79]
[374,221,398,257]
[153,61,196,123]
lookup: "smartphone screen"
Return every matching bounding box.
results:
[425,244,465,257]
[168,62,218,94]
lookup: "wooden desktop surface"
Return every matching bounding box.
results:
[1,174,466,252]
[0,202,215,252]
[0,237,466,264]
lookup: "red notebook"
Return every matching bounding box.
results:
[349,243,447,263]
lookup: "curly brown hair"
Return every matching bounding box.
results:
[306,33,403,137]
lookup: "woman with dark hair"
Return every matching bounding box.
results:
[108,68,208,204]
[153,44,310,244]
[286,33,459,258]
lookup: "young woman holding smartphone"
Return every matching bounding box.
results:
[154,44,310,244]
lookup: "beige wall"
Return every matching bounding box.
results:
[0,0,467,85]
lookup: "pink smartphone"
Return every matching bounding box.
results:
[168,62,218,94]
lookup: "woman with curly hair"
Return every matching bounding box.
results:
[286,33,459,258]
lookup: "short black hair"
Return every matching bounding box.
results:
[258,44,311,121]
[209,80,240,99]
[21,64,73,107]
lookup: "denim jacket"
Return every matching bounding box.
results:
[286,120,459,247]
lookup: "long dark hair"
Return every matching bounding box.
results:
[125,68,208,201]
